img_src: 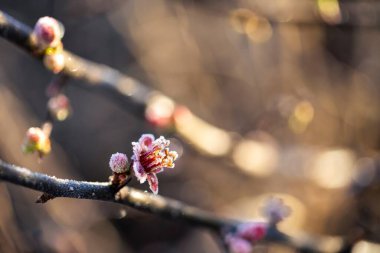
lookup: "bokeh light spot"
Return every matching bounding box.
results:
[353,241,380,253]
[232,132,278,177]
[288,100,314,134]
[310,149,355,189]
[317,0,342,24]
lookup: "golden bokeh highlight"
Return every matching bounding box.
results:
[317,0,342,24]
[232,132,278,177]
[288,100,314,134]
[246,16,273,44]
[174,107,232,156]
[229,9,273,43]
[352,241,380,253]
[230,9,253,34]
[310,149,355,189]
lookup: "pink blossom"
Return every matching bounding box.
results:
[131,134,178,194]
[225,234,253,253]
[109,153,129,173]
[33,16,63,48]
[262,197,291,224]
[236,222,268,242]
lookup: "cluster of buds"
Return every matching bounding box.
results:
[33,16,65,73]
[225,197,291,253]
[108,134,178,194]
[22,127,51,157]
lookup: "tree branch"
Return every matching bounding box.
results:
[0,10,164,119]
[0,159,236,230]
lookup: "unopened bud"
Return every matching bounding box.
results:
[47,94,71,121]
[44,53,65,73]
[33,16,64,48]
[109,153,128,173]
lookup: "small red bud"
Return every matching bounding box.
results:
[33,16,64,48]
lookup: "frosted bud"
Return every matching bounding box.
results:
[109,153,128,173]
[33,16,64,48]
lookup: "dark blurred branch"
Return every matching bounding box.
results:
[0,10,35,53]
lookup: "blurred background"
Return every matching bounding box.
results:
[1,0,380,252]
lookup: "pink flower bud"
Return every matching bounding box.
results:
[43,53,65,73]
[33,16,64,48]
[47,94,71,121]
[109,153,128,173]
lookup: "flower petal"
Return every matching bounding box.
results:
[133,162,147,183]
[139,134,155,150]
[147,173,159,194]
[150,167,164,174]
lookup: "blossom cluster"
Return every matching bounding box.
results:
[109,134,178,194]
